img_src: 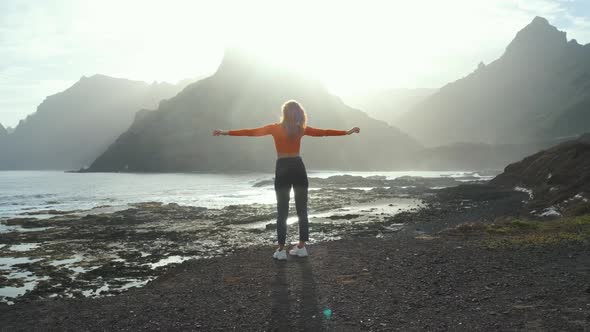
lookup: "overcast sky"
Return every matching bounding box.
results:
[1,0,590,127]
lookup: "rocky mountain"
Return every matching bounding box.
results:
[0,75,189,170]
[0,123,7,137]
[86,50,421,172]
[396,17,590,147]
[344,88,436,126]
[490,133,590,216]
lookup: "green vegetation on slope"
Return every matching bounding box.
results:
[449,215,590,247]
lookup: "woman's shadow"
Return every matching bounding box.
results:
[271,259,323,331]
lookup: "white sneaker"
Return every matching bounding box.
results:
[289,245,308,257]
[273,249,287,260]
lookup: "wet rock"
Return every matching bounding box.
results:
[326,214,361,220]
[490,136,590,216]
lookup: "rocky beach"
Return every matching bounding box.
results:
[1,174,468,305]
[2,170,588,331]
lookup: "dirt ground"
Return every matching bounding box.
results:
[1,229,589,331]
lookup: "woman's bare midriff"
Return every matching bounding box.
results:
[277,153,300,159]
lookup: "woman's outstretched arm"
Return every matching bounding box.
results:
[304,126,360,137]
[212,124,275,137]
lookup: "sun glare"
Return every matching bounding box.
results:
[64,0,545,95]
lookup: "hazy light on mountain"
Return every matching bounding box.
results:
[56,0,589,93]
[1,0,590,126]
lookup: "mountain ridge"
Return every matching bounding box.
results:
[395,16,590,147]
[86,50,421,172]
[0,75,190,170]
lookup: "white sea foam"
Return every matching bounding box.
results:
[148,255,194,269]
[574,193,588,202]
[9,243,40,252]
[539,207,561,217]
[514,186,534,200]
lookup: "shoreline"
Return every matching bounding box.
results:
[1,174,589,330]
[1,175,441,304]
[0,171,494,220]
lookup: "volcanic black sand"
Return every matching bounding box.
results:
[1,177,590,331]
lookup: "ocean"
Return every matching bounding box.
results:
[0,170,494,220]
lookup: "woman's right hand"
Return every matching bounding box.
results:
[347,127,360,135]
[212,129,226,136]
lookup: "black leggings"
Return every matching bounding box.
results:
[274,156,309,245]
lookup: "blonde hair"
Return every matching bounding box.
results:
[280,100,307,138]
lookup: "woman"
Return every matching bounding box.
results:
[212,100,360,260]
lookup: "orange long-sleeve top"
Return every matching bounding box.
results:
[228,123,347,155]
